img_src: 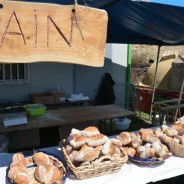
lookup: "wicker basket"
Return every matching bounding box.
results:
[168,142,184,157]
[60,140,128,179]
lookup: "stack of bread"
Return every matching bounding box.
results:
[153,124,184,145]
[118,129,171,160]
[63,126,128,169]
[8,152,66,184]
[174,116,184,124]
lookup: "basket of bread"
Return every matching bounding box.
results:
[118,129,172,165]
[7,151,68,184]
[60,126,128,179]
[153,122,184,157]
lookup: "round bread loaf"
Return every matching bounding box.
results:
[81,126,100,137]
[118,132,131,145]
[8,166,27,181]
[13,169,30,184]
[10,161,27,169]
[68,135,88,148]
[74,149,100,162]
[35,165,62,184]
[87,134,108,147]
[33,152,51,166]
[12,153,27,168]
[102,139,115,156]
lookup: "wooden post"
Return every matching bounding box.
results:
[174,78,184,121]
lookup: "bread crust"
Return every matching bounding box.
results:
[33,152,51,166]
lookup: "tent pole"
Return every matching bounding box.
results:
[149,45,161,121]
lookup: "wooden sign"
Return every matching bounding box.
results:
[0,0,108,67]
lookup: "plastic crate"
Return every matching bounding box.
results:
[24,104,46,117]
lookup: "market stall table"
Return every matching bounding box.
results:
[0,104,136,133]
[1,146,184,184]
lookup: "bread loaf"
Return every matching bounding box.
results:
[121,147,136,157]
[141,132,161,143]
[33,152,51,166]
[34,165,62,184]
[70,128,82,136]
[102,140,115,156]
[87,134,108,147]
[68,135,88,148]
[12,168,30,184]
[8,166,26,181]
[136,145,155,159]
[130,133,142,148]
[10,161,27,169]
[152,141,168,157]
[172,124,184,135]
[81,126,100,137]
[12,153,27,168]
[118,132,131,145]
[74,148,100,162]
[111,138,123,148]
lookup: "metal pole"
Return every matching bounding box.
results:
[149,45,161,121]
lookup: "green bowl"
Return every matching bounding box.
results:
[24,104,46,117]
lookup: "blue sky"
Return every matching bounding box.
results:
[132,0,184,8]
[151,0,184,7]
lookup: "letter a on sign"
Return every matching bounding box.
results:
[0,0,108,67]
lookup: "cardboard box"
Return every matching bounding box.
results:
[52,92,66,104]
[31,92,65,104]
[32,92,55,104]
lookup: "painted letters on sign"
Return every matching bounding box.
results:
[0,1,108,67]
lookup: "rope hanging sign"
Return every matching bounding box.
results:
[0,0,108,67]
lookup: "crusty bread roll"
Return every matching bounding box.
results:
[102,139,115,156]
[12,153,27,168]
[164,127,178,137]
[139,128,153,135]
[69,150,79,164]
[8,166,27,181]
[172,124,184,135]
[10,161,27,169]
[153,128,162,135]
[45,166,62,184]
[68,135,88,148]
[74,148,100,162]
[141,132,161,143]
[111,138,123,148]
[33,152,51,166]
[70,128,81,136]
[130,133,142,148]
[35,165,62,184]
[95,145,103,151]
[12,153,25,162]
[12,168,30,184]
[34,165,48,183]
[136,145,155,159]
[81,126,100,137]
[87,134,108,147]
[175,135,184,145]
[158,133,173,143]
[118,132,131,145]
[152,141,168,157]
[121,147,136,157]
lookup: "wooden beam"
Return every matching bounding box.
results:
[160,104,184,111]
